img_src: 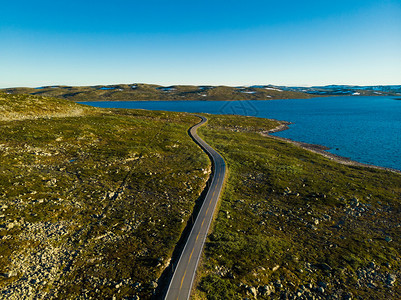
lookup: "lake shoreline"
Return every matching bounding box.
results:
[78,96,401,172]
[78,98,316,102]
[263,123,401,174]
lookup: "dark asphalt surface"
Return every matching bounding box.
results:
[164,115,226,300]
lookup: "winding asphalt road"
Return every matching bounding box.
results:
[164,115,226,300]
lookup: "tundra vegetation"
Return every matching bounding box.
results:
[3,84,399,102]
[0,93,210,299]
[1,93,400,300]
[195,114,401,299]
[2,84,315,102]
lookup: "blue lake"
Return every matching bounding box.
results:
[80,96,401,171]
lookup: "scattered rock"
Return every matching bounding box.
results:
[248,286,257,297]
[259,284,275,296]
[150,281,158,289]
[0,271,17,278]
[133,282,141,289]
[386,274,396,286]
[307,224,318,230]
[385,236,393,242]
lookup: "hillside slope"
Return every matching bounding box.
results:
[0,93,95,121]
[195,114,401,300]
[2,84,315,101]
[0,93,211,299]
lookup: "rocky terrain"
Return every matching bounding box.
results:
[0,93,211,299]
[195,114,401,299]
[1,93,400,299]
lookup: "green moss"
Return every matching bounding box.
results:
[0,94,210,299]
[2,93,400,299]
[196,113,401,299]
[199,275,240,300]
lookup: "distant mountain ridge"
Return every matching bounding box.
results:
[2,84,400,101]
[277,85,401,96]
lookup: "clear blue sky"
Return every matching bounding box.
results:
[1,0,400,88]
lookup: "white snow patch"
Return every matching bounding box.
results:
[265,87,283,92]
[241,91,256,94]
[353,92,361,96]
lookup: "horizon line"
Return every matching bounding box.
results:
[2,82,401,89]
